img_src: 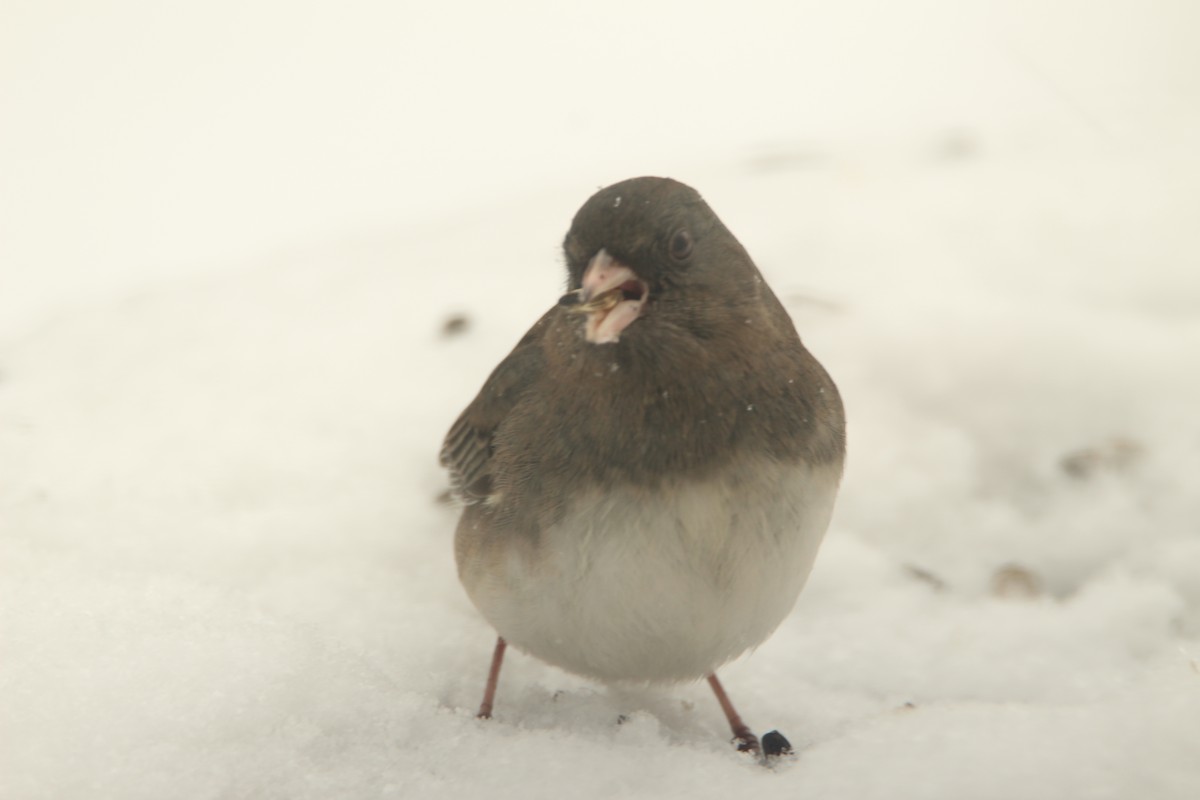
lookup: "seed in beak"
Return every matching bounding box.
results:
[564,288,624,315]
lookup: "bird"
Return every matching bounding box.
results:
[440,176,845,757]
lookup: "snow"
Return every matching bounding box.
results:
[3,2,1200,798]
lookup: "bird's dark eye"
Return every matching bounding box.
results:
[669,229,693,261]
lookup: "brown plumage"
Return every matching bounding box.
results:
[441,176,845,758]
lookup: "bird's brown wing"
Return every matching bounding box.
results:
[440,309,554,503]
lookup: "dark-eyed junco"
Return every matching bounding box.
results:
[441,176,845,757]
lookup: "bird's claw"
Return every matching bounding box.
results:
[734,733,760,755]
[735,729,795,766]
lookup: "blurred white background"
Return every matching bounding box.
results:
[4,0,1198,335]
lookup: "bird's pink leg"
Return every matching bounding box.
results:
[477,637,507,719]
[707,673,760,753]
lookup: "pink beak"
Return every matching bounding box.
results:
[581,249,639,302]
[578,249,648,344]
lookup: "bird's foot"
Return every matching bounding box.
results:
[734,728,795,765]
[732,724,760,755]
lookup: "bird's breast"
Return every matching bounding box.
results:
[457,456,843,683]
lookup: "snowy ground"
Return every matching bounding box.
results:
[3,2,1200,799]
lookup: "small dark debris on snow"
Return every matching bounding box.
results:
[761,730,793,758]
[1060,436,1143,479]
[904,564,947,592]
[441,313,471,338]
[991,563,1043,600]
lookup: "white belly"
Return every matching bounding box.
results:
[466,459,842,683]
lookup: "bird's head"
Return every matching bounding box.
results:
[559,177,763,345]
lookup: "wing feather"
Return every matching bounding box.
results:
[440,310,554,503]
